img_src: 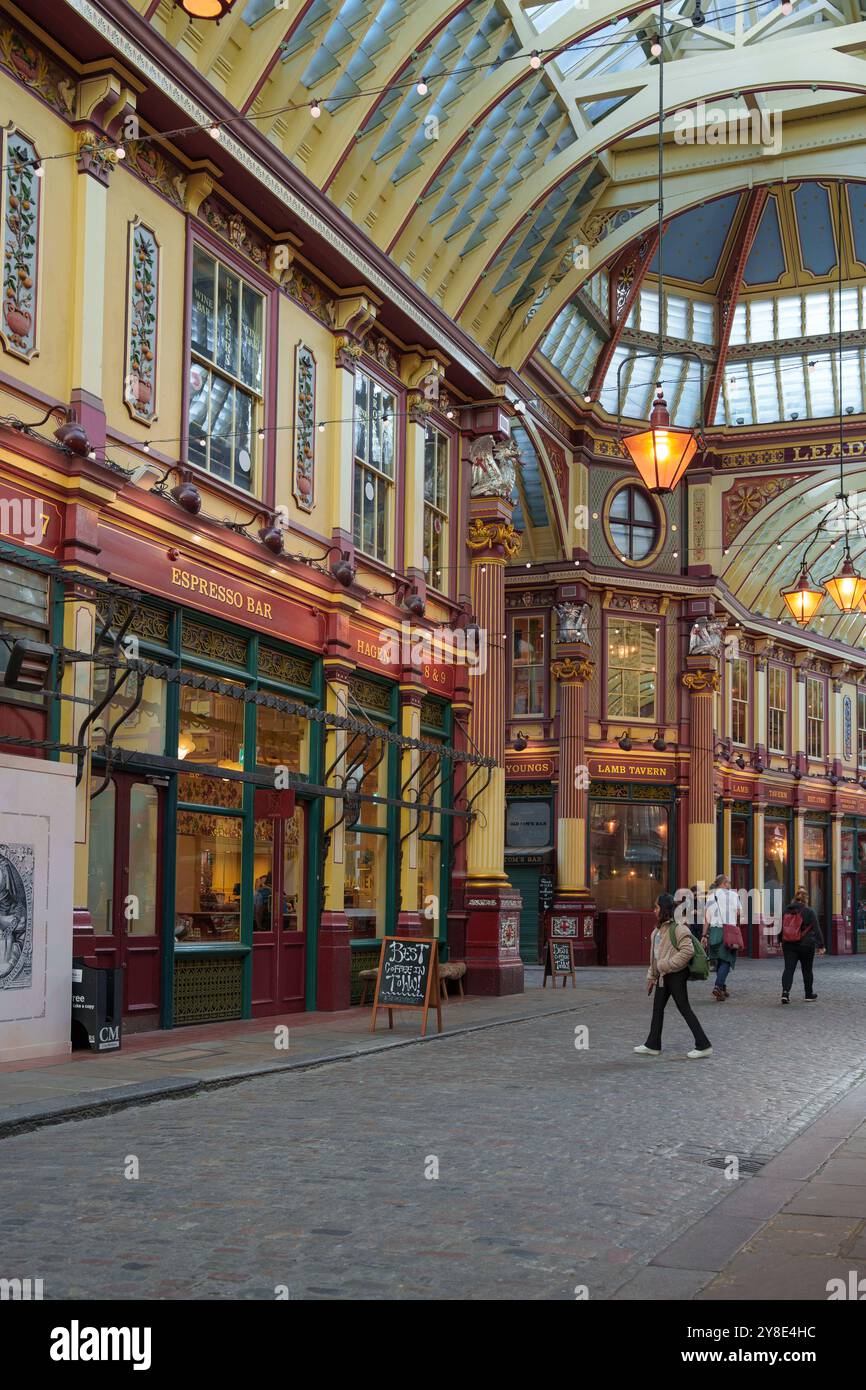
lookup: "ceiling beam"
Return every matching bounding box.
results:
[703,187,769,427]
[585,227,660,401]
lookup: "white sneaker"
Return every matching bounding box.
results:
[633,1045,661,1055]
[687,1047,713,1059]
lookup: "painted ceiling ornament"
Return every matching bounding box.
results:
[469,434,519,498]
[688,616,724,658]
[551,656,594,683]
[466,518,522,558]
[555,601,590,645]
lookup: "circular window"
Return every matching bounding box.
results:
[604,482,664,565]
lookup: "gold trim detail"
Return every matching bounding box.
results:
[551,657,595,683]
[682,669,720,693]
[467,518,522,557]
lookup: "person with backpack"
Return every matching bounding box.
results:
[702,872,744,1001]
[634,892,713,1059]
[778,885,825,1004]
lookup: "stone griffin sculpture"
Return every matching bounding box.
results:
[688,616,724,658]
[555,602,590,645]
[469,434,520,499]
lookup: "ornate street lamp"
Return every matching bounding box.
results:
[822,547,866,612]
[616,0,700,493]
[780,564,825,626]
[621,387,698,493]
[175,0,237,19]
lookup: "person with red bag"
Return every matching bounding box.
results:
[702,873,744,1001]
[778,885,825,1004]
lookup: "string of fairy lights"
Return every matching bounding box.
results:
[0,0,799,177]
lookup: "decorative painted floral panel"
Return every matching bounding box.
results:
[1,129,41,361]
[294,343,316,511]
[124,220,159,424]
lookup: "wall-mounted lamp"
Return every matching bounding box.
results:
[617,730,633,752]
[513,732,529,752]
[650,730,667,753]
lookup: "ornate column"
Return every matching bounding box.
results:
[463,471,523,995]
[396,676,426,936]
[549,594,596,962]
[329,294,378,559]
[683,663,721,890]
[317,634,355,1012]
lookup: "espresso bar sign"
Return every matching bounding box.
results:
[170,564,273,620]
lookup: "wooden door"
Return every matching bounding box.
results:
[251,803,307,1015]
[87,772,163,1022]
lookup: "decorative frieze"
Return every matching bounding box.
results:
[124,139,187,208]
[198,194,270,269]
[723,475,808,545]
[467,518,522,558]
[1,128,41,361]
[293,343,316,512]
[124,220,159,424]
[682,669,720,693]
[0,23,75,117]
[281,262,336,327]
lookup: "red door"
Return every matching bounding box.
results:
[86,772,164,1024]
[251,803,307,1016]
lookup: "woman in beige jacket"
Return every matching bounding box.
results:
[634,893,713,1059]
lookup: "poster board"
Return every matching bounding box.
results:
[543,937,576,988]
[370,937,442,1035]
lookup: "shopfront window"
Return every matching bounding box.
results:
[188,245,264,492]
[423,426,449,592]
[511,616,545,717]
[803,823,827,862]
[353,369,396,563]
[92,667,167,756]
[175,810,243,943]
[0,561,50,707]
[256,705,309,774]
[763,820,788,896]
[768,666,787,754]
[731,815,749,859]
[731,658,749,745]
[344,829,387,938]
[178,674,246,803]
[806,677,825,759]
[128,784,159,936]
[590,801,669,910]
[607,620,657,721]
[86,782,116,935]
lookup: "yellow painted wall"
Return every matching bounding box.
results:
[103,167,186,453]
[0,72,76,406]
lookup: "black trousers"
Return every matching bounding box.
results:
[645,967,711,1051]
[781,940,816,996]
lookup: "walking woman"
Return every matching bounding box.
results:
[634,893,713,1059]
[703,873,743,1001]
[779,885,825,1004]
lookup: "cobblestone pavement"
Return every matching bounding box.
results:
[1,957,864,1301]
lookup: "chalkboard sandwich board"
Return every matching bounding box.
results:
[543,937,576,988]
[370,936,442,1035]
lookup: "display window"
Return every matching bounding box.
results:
[589,799,669,910]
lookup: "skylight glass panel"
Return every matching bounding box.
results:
[729,303,746,346]
[805,290,830,336]
[674,360,701,427]
[726,365,753,426]
[808,358,835,416]
[748,299,774,342]
[665,294,688,340]
[840,350,863,414]
[692,299,714,345]
[638,288,659,336]
[753,363,780,422]
[834,287,860,332]
[779,357,807,419]
[777,295,802,338]
[599,345,633,415]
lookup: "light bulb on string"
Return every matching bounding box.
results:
[530,51,542,70]
[310,100,321,119]
[650,36,662,56]
[416,77,428,96]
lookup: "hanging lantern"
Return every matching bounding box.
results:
[175,0,237,19]
[621,388,698,493]
[780,565,825,625]
[822,550,866,612]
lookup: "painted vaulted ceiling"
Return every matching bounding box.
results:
[128,0,866,377]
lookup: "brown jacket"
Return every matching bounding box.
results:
[646,919,695,984]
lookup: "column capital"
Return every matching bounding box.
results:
[467,515,522,561]
[682,668,720,693]
[551,655,595,684]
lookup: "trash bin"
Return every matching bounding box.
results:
[71,956,123,1051]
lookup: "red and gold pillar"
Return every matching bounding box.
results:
[683,662,721,889]
[550,649,597,962]
[463,495,523,995]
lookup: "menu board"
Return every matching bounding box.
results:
[370,937,442,1035]
[543,937,576,988]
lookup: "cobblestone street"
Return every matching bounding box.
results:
[2,958,865,1301]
